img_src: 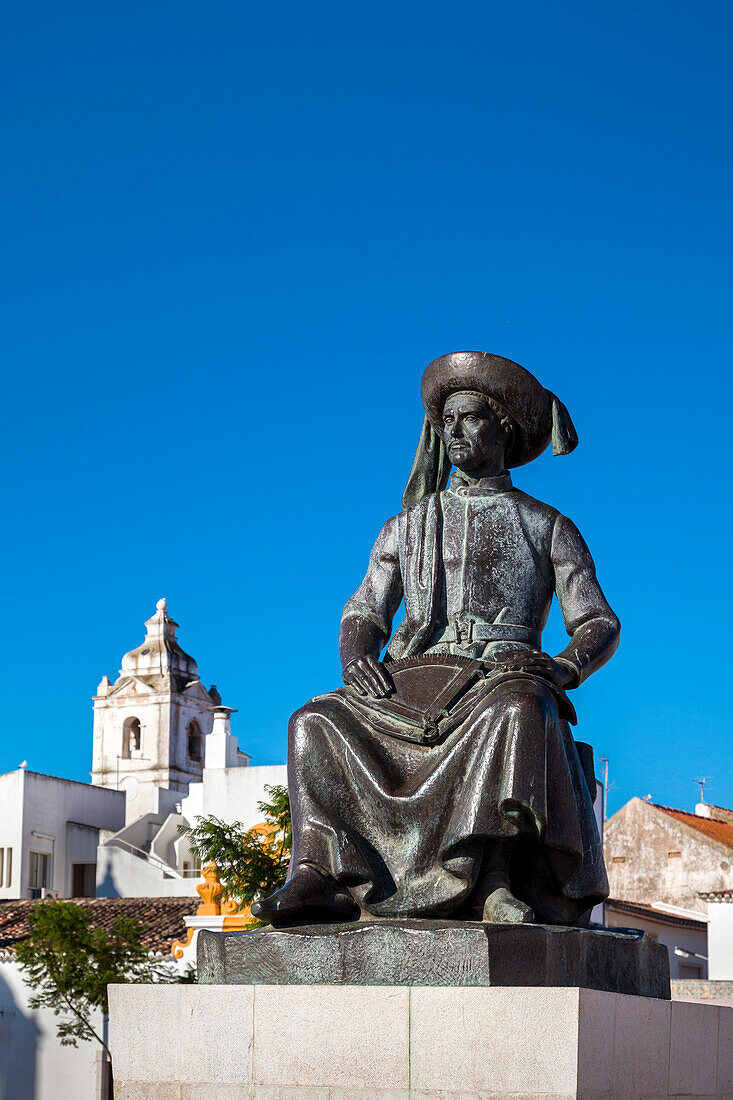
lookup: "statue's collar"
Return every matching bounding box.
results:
[449,470,513,495]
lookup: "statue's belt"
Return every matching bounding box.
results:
[430,619,541,648]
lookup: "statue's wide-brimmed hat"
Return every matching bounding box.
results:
[402,350,578,510]
[421,350,577,469]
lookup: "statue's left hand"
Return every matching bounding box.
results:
[496,650,576,689]
[343,655,393,698]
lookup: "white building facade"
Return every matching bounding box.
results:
[0,770,124,901]
[702,889,733,981]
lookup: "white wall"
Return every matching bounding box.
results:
[0,771,125,900]
[0,960,105,1100]
[180,764,287,829]
[0,955,187,1100]
[117,779,186,829]
[0,771,25,899]
[149,813,188,869]
[95,847,196,898]
[24,773,125,899]
[93,763,287,897]
[708,902,733,980]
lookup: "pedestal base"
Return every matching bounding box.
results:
[109,982,733,1098]
[198,919,670,999]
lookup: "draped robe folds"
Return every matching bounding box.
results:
[288,474,620,924]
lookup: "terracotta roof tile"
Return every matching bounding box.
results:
[606,898,707,930]
[652,804,733,851]
[0,897,198,956]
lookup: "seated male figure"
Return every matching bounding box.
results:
[254,352,620,927]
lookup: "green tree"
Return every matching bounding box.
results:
[180,783,291,913]
[16,900,155,1069]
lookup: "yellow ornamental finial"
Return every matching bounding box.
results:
[196,861,224,915]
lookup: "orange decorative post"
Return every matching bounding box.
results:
[172,861,256,962]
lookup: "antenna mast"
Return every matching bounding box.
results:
[598,757,614,822]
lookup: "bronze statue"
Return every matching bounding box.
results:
[253,351,620,928]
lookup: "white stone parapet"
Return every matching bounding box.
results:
[109,982,733,1098]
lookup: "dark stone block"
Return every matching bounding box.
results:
[197,919,670,1000]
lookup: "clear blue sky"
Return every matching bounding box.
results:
[1,1,731,817]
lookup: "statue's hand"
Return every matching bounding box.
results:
[496,650,577,689]
[343,655,393,698]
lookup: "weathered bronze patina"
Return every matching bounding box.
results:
[199,921,669,998]
[253,351,620,928]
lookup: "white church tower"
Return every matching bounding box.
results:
[91,599,222,822]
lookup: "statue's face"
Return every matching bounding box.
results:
[441,391,508,473]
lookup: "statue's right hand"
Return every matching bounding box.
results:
[343,655,393,698]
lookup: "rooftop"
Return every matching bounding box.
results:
[0,897,198,957]
[0,769,125,791]
[606,897,708,931]
[700,888,733,902]
[652,802,733,851]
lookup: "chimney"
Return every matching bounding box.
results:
[695,802,733,823]
[205,706,241,769]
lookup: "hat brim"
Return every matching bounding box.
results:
[421,351,555,468]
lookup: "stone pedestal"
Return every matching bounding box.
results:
[198,919,670,999]
[108,982,733,1098]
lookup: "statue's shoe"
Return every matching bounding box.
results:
[482,886,535,924]
[251,866,358,926]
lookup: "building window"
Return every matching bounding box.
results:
[0,848,11,890]
[71,863,96,898]
[29,851,49,898]
[187,720,203,763]
[122,717,142,759]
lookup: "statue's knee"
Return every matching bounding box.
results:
[288,701,328,757]
[288,706,311,756]
[501,684,552,720]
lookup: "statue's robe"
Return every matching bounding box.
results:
[288,472,620,923]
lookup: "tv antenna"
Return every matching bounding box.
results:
[598,758,615,822]
[695,776,712,803]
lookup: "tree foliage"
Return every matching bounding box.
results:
[16,900,154,1060]
[180,784,291,912]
